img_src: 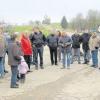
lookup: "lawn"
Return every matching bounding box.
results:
[12,23,62,36]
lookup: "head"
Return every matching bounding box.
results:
[84,29,89,33]
[74,30,78,35]
[62,31,66,37]
[22,31,29,38]
[0,27,3,34]
[57,31,62,36]
[13,32,20,41]
[50,29,56,35]
[32,27,35,32]
[21,56,25,62]
[91,32,97,38]
[34,27,40,33]
[10,34,17,41]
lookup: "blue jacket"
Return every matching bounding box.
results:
[47,34,58,48]
[58,35,72,53]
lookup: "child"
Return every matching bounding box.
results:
[18,56,29,83]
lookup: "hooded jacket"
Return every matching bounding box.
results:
[80,33,91,51]
[71,34,81,48]
[21,34,32,55]
[89,35,100,51]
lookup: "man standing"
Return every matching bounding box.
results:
[0,27,6,78]
[31,27,46,70]
[80,31,91,64]
[71,32,81,64]
[8,34,21,88]
[3,32,11,73]
[47,32,58,65]
[29,29,36,65]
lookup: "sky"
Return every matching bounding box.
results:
[0,0,100,24]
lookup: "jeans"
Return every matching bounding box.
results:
[11,65,18,86]
[33,48,36,64]
[58,46,62,61]
[24,55,31,70]
[49,47,57,65]
[0,57,4,77]
[91,49,98,66]
[71,48,80,63]
[3,54,5,71]
[83,50,91,62]
[62,50,71,68]
[35,46,43,67]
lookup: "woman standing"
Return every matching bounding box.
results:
[21,32,32,72]
[89,32,100,68]
[59,32,72,69]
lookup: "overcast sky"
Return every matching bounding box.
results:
[0,0,100,24]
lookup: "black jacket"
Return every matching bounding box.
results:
[80,33,91,51]
[71,34,81,48]
[31,32,46,47]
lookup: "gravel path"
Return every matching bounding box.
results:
[1,47,100,100]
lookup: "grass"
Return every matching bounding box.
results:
[11,23,62,36]
[10,23,74,36]
[13,25,33,33]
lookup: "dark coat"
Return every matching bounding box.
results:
[31,32,46,47]
[71,34,81,48]
[80,33,91,51]
[47,34,58,48]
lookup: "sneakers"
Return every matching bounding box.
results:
[83,62,87,64]
[27,70,33,73]
[55,63,58,65]
[4,70,8,73]
[0,75,4,79]
[10,84,19,88]
[78,62,81,64]
[35,67,38,70]
[40,66,44,69]
[90,65,98,68]
[35,65,44,70]
[20,79,25,84]
[67,67,70,69]
[83,60,89,64]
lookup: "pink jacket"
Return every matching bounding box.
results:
[18,56,29,74]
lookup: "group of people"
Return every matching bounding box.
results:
[47,30,100,68]
[0,26,100,88]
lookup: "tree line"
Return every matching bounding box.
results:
[1,10,100,33]
[61,10,100,32]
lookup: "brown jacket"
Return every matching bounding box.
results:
[8,41,23,66]
[89,35,100,51]
[0,34,6,57]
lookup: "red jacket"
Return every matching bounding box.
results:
[21,34,32,55]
